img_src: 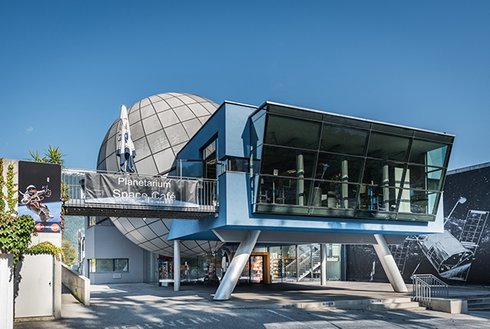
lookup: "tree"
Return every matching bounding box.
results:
[29,145,65,166]
[62,240,76,266]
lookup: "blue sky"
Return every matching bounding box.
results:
[1,0,489,170]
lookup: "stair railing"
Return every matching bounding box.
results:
[411,274,449,307]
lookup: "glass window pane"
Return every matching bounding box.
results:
[96,259,113,272]
[427,168,444,191]
[410,139,448,167]
[408,189,429,214]
[367,133,410,161]
[363,159,405,187]
[258,176,313,206]
[227,158,249,172]
[320,124,368,156]
[311,181,358,209]
[265,115,321,150]
[261,146,316,178]
[405,165,444,191]
[114,259,129,272]
[89,259,96,272]
[316,153,363,183]
[359,186,400,212]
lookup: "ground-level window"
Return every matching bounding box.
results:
[89,258,129,273]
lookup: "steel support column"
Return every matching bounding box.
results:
[373,234,408,293]
[173,240,180,292]
[213,230,261,301]
[320,244,327,286]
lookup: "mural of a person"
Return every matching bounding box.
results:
[20,184,53,222]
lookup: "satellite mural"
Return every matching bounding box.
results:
[346,163,490,284]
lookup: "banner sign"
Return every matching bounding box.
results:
[84,173,199,208]
[17,161,62,233]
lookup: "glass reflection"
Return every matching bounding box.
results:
[265,115,321,150]
[320,124,368,156]
[368,133,410,161]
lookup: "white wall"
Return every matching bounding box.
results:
[84,223,146,284]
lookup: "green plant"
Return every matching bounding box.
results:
[26,241,63,261]
[61,239,76,265]
[29,145,65,166]
[0,159,35,265]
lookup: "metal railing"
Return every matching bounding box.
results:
[61,169,218,218]
[411,274,449,307]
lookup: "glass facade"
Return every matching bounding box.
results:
[252,104,453,222]
[269,244,342,282]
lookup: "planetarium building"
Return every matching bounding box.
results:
[75,92,453,299]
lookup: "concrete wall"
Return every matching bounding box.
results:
[0,254,14,329]
[84,224,145,284]
[62,263,90,305]
[16,232,62,319]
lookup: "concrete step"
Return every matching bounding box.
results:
[467,298,490,311]
[379,297,413,304]
[469,304,490,311]
[467,298,490,304]
[368,301,423,311]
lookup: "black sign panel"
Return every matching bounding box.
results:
[84,173,199,208]
[17,161,62,233]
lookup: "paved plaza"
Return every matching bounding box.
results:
[14,282,490,329]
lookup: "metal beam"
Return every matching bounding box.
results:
[373,234,408,293]
[320,244,327,286]
[213,230,260,301]
[173,240,180,292]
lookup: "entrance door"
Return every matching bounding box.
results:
[15,254,54,317]
[239,253,271,284]
[250,255,264,283]
[326,244,342,280]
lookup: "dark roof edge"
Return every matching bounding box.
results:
[262,101,455,138]
[447,162,490,175]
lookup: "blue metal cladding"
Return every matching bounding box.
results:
[169,101,454,241]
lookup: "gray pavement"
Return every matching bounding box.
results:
[14,282,490,329]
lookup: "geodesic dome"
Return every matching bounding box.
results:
[97,92,223,257]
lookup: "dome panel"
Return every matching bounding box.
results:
[135,155,157,175]
[128,108,141,122]
[148,95,164,104]
[165,97,185,108]
[173,105,195,122]
[177,95,199,105]
[165,123,189,146]
[153,149,175,174]
[142,115,162,135]
[187,103,210,117]
[157,110,180,128]
[140,105,156,120]
[182,118,202,137]
[147,131,170,154]
[130,121,145,141]
[140,97,151,107]
[153,101,171,113]
[133,137,152,160]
